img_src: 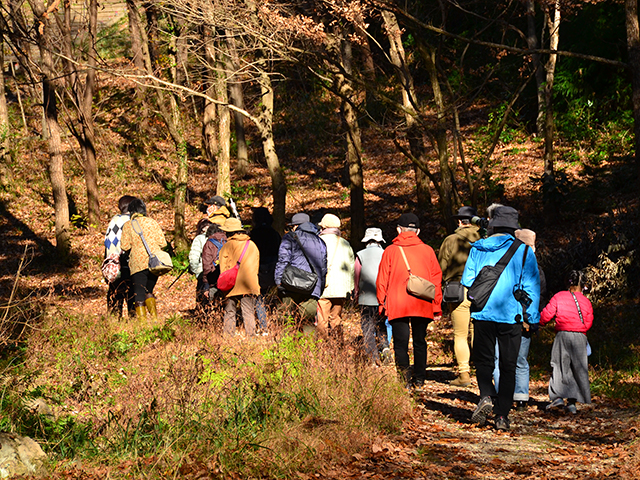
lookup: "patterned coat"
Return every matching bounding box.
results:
[121,214,167,275]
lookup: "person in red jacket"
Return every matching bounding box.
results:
[540,270,593,414]
[376,213,442,388]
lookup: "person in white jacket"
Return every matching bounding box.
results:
[189,218,213,311]
[318,214,355,341]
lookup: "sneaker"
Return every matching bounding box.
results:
[565,403,577,414]
[515,401,527,412]
[495,415,510,431]
[380,348,392,365]
[546,398,565,410]
[471,396,493,425]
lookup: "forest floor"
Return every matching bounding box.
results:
[2,87,640,477]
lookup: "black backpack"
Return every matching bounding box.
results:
[467,239,523,312]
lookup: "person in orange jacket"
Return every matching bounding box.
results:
[376,213,442,388]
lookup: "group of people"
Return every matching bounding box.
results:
[104,197,594,432]
[440,204,593,431]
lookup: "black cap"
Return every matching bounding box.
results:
[205,196,226,207]
[453,206,478,219]
[398,213,420,228]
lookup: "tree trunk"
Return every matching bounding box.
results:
[543,1,560,177]
[338,37,365,246]
[257,69,286,234]
[524,0,546,136]
[126,0,149,130]
[202,27,219,167]
[215,46,231,198]
[382,10,434,209]
[171,95,189,252]
[226,34,249,177]
[626,0,640,180]
[424,45,455,230]
[0,29,12,188]
[81,0,100,226]
[28,0,71,255]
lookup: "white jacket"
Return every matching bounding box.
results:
[189,233,207,277]
[320,233,355,298]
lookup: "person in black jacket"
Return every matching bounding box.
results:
[249,207,281,333]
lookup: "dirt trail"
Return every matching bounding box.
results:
[318,368,638,479]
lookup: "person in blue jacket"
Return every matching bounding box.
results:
[461,206,540,431]
[274,213,328,327]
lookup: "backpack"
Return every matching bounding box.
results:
[467,239,523,312]
[207,237,225,267]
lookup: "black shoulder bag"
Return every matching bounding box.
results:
[281,233,319,296]
[467,238,523,312]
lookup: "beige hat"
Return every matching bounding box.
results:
[319,213,341,229]
[362,227,385,243]
[220,217,245,232]
[515,228,536,252]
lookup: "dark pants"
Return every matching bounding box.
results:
[473,320,522,418]
[107,272,134,317]
[361,306,388,361]
[391,316,430,385]
[131,269,158,303]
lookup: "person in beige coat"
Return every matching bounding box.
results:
[120,198,167,321]
[318,213,355,341]
[218,218,261,336]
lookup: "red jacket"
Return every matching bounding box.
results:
[376,232,442,320]
[540,291,593,333]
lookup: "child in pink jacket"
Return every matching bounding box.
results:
[540,270,593,414]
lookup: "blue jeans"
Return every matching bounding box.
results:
[494,335,531,401]
[255,295,268,331]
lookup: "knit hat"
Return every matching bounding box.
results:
[453,206,477,220]
[398,213,420,229]
[361,227,385,243]
[488,206,519,230]
[220,217,245,232]
[319,213,341,229]
[288,213,310,226]
[515,229,536,253]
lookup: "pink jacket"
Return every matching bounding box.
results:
[540,291,593,333]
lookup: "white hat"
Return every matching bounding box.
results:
[319,213,341,229]
[515,228,536,252]
[361,227,385,243]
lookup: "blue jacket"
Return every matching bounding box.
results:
[461,234,540,324]
[274,222,328,299]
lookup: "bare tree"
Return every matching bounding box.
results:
[27,0,71,255]
[626,0,640,180]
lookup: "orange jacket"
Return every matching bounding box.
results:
[376,232,442,320]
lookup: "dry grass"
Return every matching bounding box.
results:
[15,308,412,478]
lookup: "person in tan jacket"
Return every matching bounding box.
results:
[120,198,167,320]
[218,218,260,336]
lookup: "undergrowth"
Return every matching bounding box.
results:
[1,311,411,478]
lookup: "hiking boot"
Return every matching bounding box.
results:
[145,296,158,321]
[515,401,527,412]
[450,372,472,387]
[546,398,565,411]
[471,396,493,426]
[135,302,146,320]
[495,415,510,431]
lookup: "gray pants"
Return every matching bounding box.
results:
[549,331,591,404]
[223,295,256,336]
